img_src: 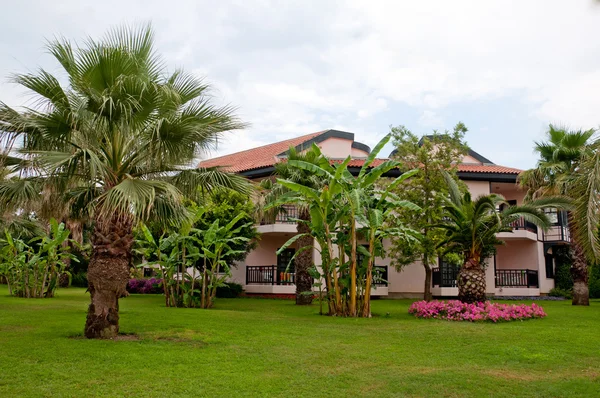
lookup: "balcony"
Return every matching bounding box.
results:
[259,205,299,225]
[495,269,539,288]
[509,217,537,233]
[257,205,300,234]
[246,265,296,285]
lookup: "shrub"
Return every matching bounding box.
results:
[71,272,88,288]
[408,300,547,322]
[548,287,572,299]
[216,283,243,298]
[126,278,164,294]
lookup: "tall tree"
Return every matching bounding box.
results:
[257,146,325,305]
[0,25,250,338]
[519,125,597,305]
[438,175,566,303]
[387,123,468,301]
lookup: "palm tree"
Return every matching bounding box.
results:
[0,25,250,338]
[519,125,597,305]
[257,146,324,305]
[438,175,564,303]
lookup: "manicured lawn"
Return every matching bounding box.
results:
[0,287,599,397]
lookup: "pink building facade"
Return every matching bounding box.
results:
[199,130,570,298]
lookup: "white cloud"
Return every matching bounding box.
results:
[1,0,599,168]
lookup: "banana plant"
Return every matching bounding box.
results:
[273,134,420,317]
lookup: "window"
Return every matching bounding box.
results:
[545,254,555,279]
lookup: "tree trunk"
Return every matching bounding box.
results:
[568,214,589,306]
[570,240,589,306]
[84,215,133,339]
[423,264,432,302]
[457,259,486,303]
[295,209,314,305]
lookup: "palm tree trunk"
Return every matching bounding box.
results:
[570,240,589,306]
[84,215,133,339]
[457,258,486,303]
[295,209,313,305]
[567,214,589,306]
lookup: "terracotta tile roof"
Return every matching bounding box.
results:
[198,131,326,173]
[457,164,522,174]
[338,159,522,174]
[198,133,522,175]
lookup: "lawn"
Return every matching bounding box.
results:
[0,287,599,397]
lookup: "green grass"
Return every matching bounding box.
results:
[0,287,599,397]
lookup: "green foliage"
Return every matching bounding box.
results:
[135,206,255,309]
[385,123,468,299]
[438,177,556,269]
[216,282,244,298]
[588,264,600,299]
[273,134,420,317]
[192,189,258,264]
[0,219,76,298]
[553,246,573,291]
[549,288,573,299]
[70,272,88,288]
[0,23,251,243]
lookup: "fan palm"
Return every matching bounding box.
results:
[0,25,250,338]
[519,125,598,305]
[438,175,565,303]
[257,146,325,305]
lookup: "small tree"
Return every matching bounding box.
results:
[437,176,567,303]
[387,123,468,301]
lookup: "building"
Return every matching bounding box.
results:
[199,129,569,298]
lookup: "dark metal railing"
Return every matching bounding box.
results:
[432,264,459,287]
[509,217,538,233]
[260,205,299,225]
[246,265,296,285]
[495,269,539,288]
[541,209,571,243]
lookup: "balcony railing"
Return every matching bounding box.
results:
[509,217,538,233]
[432,264,459,287]
[259,205,299,225]
[541,209,571,243]
[246,265,296,285]
[495,269,539,288]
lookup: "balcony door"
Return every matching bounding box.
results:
[277,248,295,284]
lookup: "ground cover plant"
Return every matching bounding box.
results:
[1,287,599,397]
[409,300,547,322]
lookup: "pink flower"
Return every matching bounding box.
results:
[408,300,547,322]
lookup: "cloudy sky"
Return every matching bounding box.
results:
[1,1,599,169]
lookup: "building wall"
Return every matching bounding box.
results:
[495,240,539,270]
[465,180,490,198]
[316,137,353,158]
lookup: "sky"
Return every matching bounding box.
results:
[1,0,599,169]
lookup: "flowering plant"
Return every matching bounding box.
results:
[408,300,546,322]
[127,278,164,294]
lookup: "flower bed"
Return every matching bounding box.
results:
[127,278,164,294]
[408,300,547,322]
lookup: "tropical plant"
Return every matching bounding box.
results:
[272,134,420,317]
[387,123,468,301]
[519,125,599,305]
[0,219,75,298]
[0,25,250,338]
[135,208,254,309]
[437,175,567,303]
[257,145,325,305]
